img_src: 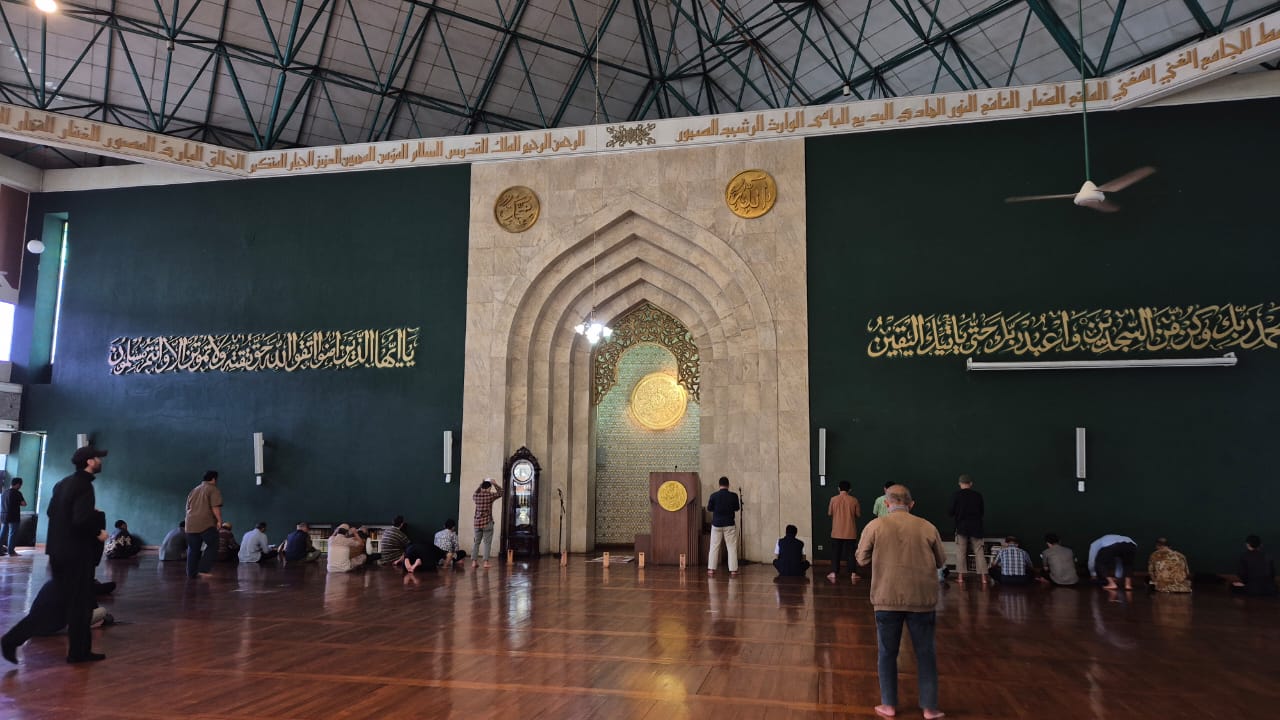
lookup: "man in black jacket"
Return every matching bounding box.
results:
[706,476,741,576]
[949,474,987,585]
[2,446,110,665]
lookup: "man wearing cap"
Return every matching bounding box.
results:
[184,470,224,579]
[2,446,109,664]
[471,477,502,568]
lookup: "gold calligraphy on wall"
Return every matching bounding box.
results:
[494,186,540,232]
[108,327,420,375]
[725,169,777,219]
[629,372,688,431]
[866,304,1280,358]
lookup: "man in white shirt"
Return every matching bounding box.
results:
[1088,534,1137,590]
[238,522,277,563]
[327,524,367,573]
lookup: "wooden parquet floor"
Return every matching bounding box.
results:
[1,552,1278,719]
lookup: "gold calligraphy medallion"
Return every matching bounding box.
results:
[494,186,540,232]
[657,480,688,512]
[629,372,688,430]
[725,170,777,219]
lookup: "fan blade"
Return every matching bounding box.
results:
[1005,193,1076,203]
[1097,166,1155,192]
[1083,200,1121,213]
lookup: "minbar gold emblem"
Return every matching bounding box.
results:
[657,480,688,512]
[725,169,777,219]
[494,186,540,232]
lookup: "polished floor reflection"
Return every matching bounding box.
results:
[1,552,1277,719]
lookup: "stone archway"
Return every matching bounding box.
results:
[459,140,812,561]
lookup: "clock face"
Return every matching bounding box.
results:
[512,460,534,483]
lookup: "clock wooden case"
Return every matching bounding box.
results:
[502,446,541,558]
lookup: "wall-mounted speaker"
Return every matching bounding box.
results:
[253,432,265,485]
[817,427,827,486]
[443,430,453,483]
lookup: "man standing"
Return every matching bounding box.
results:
[471,478,502,568]
[706,476,741,576]
[827,480,861,582]
[949,474,986,585]
[871,481,893,519]
[184,470,223,578]
[855,484,947,720]
[1147,537,1192,593]
[238,522,277,563]
[2,446,110,664]
[1088,533,1137,590]
[2,477,26,555]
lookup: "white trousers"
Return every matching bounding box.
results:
[708,524,739,571]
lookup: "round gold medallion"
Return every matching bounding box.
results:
[657,480,688,512]
[494,186,540,232]
[629,372,687,431]
[725,169,777,219]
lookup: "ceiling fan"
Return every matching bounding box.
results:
[1004,0,1155,213]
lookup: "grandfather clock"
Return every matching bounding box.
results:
[502,446,542,558]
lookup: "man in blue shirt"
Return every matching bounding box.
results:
[282,522,320,563]
[1088,534,1137,590]
[238,522,277,563]
[988,536,1034,585]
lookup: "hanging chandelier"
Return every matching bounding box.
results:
[574,7,611,348]
[574,311,612,345]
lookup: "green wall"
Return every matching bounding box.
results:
[807,98,1280,573]
[15,164,469,546]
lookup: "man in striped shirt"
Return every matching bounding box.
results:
[988,536,1035,585]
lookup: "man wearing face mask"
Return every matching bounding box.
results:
[3,446,111,665]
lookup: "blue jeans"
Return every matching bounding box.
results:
[2,521,18,553]
[875,610,939,711]
[186,527,219,578]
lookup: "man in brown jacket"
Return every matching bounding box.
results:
[855,484,946,719]
[827,481,861,582]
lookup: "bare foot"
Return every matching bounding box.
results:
[1124,581,1133,590]
[981,575,989,585]
[826,572,837,582]
[483,561,491,569]
[923,710,946,719]
[955,575,965,584]
[873,705,896,717]
[471,561,478,568]
[850,573,859,582]
[1101,582,1118,590]
[708,569,716,576]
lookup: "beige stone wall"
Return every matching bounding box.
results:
[458,138,811,561]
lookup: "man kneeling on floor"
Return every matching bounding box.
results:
[988,536,1035,586]
[773,524,810,577]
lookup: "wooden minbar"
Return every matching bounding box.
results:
[648,471,700,566]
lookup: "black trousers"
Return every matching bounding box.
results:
[830,538,854,575]
[988,567,1032,585]
[1095,542,1137,580]
[774,558,811,577]
[4,556,96,657]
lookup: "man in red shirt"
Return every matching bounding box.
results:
[827,481,861,582]
[471,478,503,568]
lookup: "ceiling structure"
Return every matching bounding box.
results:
[0,0,1277,169]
